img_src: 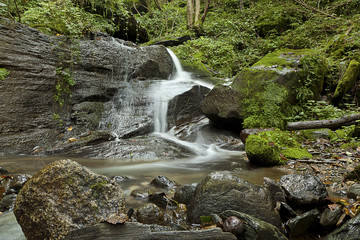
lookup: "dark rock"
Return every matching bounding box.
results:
[0,193,17,212]
[148,192,176,208]
[347,183,360,199]
[200,85,243,132]
[111,175,130,184]
[136,203,164,224]
[150,175,178,188]
[278,202,297,221]
[14,159,125,240]
[0,19,173,154]
[285,209,320,238]
[220,210,288,240]
[263,177,286,207]
[0,167,8,174]
[168,85,210,128]
[324,212,360,240]
[155,36,191,47]
[7,174,31,194]
[320,205,342,230]
[174,183,197,205]
[223,216,244,237]
[187,172,282,228]
[279,174,328,206]
[240,128,276,144]
[65,222,237,240]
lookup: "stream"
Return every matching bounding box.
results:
[0,49,289,240]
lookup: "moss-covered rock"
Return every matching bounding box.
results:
[333,59,360,105]
[201,49,327,131]
[245,129,312,166]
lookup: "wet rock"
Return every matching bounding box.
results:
[187,172,282,228]
[7,174,31,194]
[324,212,360,240]
[344,165,360,181]
[220,210,288,240]
[223,216,244,237]
[130,189,149,199]
[320,205,342,230]
[65,222,237,240]
[14,159,125,240]
[111,175,130,184]
[279,174,328,206]
[277,202,297,221]
[149,191,176,208]
[174,183,197,205]
[264,177,286,207]
[286,209,319,238]
[150,175,178,188]
[347,183,360,199]
[155,35,191,47]
[0,19,173,154]
[136,203,164,224]
[0,167,8,174]
[167,85,210,127]
[0,193,17,212]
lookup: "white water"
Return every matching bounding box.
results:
[150,49,244,159]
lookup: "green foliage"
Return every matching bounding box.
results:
[0,68,9,80]
[21,0,115,36]
[173,37,238,77]
[328,125,356,142]
[242,83,290,129]
[55,67,75,107]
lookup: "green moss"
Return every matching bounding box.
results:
[245,129,311,166]
[328,125,355,142]
[333,60,360,104]
[252,49,312,70]
[0,68,10,80]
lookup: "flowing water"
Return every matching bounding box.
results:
[0,49,289,240]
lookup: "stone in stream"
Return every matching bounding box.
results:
[0,166,8,174]
[174,183,198,205]
[285,208,320,238]
[0,193,17,212]
[136,203,164,225]
[150,175,179,188]
[324,211,360,240]
[279,174,328,206]
[220,210,288,240]
[14,159,126,240]
[320,205,342,231]
[187,172,282,229]
[347,183,360,199]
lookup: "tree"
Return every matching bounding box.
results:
[186,0,209,30]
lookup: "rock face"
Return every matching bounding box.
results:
[0,18,174,155]
[187,172,282,228]
[201,49,326,131]
[325,212,360,240]
[279,174,328,206]
[14,159,125,240]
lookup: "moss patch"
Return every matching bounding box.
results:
[333,59,360,104]
[0,68,10,80]
[245,129,311,166]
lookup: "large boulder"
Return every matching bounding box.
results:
[279,174,328,206]
[201,49,326,131]
[187,172,282,228]
[14,159,125,240]
[0,18,173,154]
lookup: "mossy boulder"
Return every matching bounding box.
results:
[245,130,312,166]
[332,59,360,105]
[201,49,327,131]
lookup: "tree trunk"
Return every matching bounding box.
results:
[194,0,201,25]
[187,0,194,28]
[201,0,210,22]
[286,113,360,130]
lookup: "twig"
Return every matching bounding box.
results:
[293,0,338,19]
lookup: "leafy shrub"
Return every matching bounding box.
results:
[0,68,10,80]
[22,0,115,36]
